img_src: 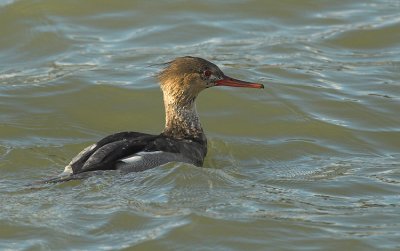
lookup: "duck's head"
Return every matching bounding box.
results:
[158,56,263,105]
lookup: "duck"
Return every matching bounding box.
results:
[47,56,263,182]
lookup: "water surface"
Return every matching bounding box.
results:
[1,0,400,250]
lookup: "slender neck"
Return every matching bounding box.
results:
[161,88,204,140]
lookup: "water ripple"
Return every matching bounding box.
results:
[1,0,400,250]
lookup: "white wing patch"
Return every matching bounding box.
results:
[119,151,163,164]
[69,144,97,165]
[117,151,186,172]
[61,143,97,175]
[63,165,73,175]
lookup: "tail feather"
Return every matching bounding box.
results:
[33,170,113,185]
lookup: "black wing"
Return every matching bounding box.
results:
[66,132,207,175]
[68,132,157,174]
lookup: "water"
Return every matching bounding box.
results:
[1,0,400,250]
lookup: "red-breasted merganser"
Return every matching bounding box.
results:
[49,56,263,182]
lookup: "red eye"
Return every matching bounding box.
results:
[204,70,212,77]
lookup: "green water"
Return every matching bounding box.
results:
[1,0,400,250]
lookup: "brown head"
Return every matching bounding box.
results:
[158,56,263,141]
[158,56,263,106]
